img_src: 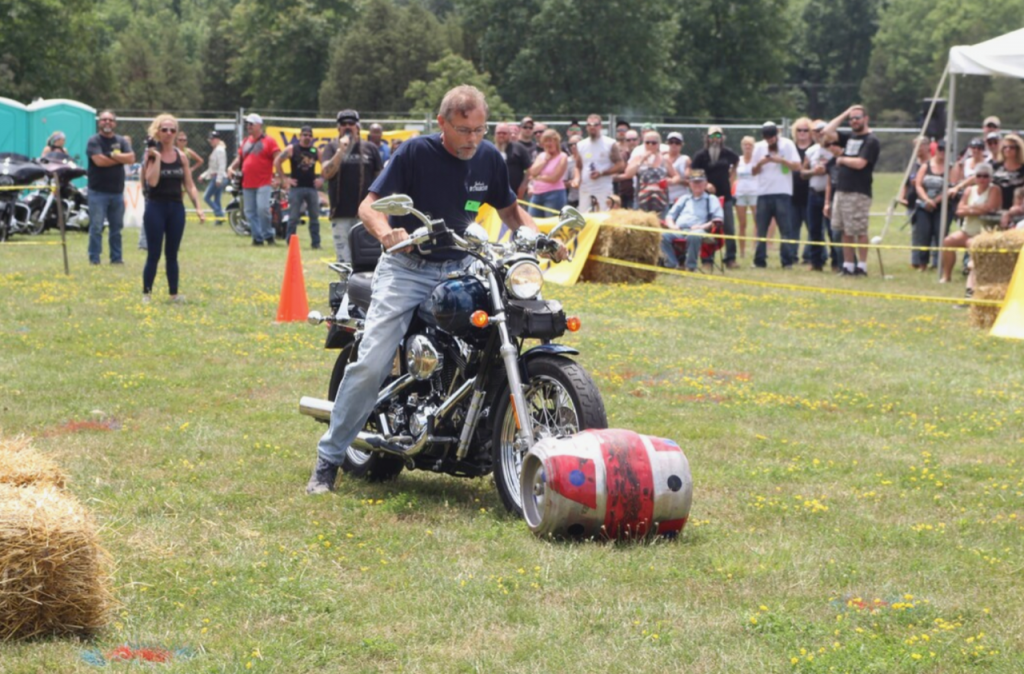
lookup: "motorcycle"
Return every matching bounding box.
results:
[21,154,90,234]
[0,154,49,242]
[298,195,607,516]
[224,176,289,240]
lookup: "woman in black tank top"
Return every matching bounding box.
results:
[141,113,205,303]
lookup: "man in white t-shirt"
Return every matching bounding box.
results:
[752,121,803,268]
[664,132,691,204]
[801,122,832,271]
[575,113,624,213]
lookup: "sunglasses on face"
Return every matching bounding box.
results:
[338,121,357,127]
[849,116,864,121]
[98,118,115,123]
[586,122,601,127]
[708,133,722,139]
[796,128,810,132]
[976,174,992,178]
[668,140,682,145]
[160,127,177,133]
[644,140,659,145]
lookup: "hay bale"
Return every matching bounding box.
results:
[970,230,1024,286]
[0,435,67,489]
[968,283,1008,330]
[580,210,662,284]
[0,484,114,640]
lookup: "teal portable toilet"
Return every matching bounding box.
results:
[0,97,29,156]
[27,99,96,164]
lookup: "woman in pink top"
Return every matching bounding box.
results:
[527,128,568,218]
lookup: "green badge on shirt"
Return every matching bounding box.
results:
[465,200,481,213]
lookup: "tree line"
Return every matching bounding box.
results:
[2,0,1022,128]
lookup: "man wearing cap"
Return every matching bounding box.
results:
[199,131,227,220]
[659,169,723,272]
[822,104,881,276]
[575,114,624,213]
[228,113,281,246]
[320,109,383,263]
[519,116,537,158]
[307,85,560,494]
[691,126,740,268]
[750,121,802,268]
[663,132,691,206]
[86,110,136,265]
[275,125,323,249]
[494,122,532,200]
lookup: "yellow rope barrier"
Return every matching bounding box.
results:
[586,255,1002,307]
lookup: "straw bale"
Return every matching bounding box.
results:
[0,484,114,640]
[968,284,1008,330]
[970,230,1024,286]
[0,435,67,489]
[580,210,662,284]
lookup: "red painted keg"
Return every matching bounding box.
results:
[520,428,693,540]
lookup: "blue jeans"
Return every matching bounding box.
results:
[528,189,567,218]
[286,186,322,248]
[243,185,272,243]
[142,200,186,295]
[204,178,225,218]
[317,252,472,466]
[754,194,794,267]
[721,197,736,263]
[659,228,706,271]
[88,190,125,263]
[805,190,828,268]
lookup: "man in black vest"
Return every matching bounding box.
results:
[320,110,383,262]
[275,125,323,249]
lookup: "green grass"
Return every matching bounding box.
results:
[1,174,1023,673]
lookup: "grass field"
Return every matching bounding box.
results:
[1,174,1023,673]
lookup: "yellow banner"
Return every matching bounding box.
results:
[990,250,1024,340]
[265,126,420,174]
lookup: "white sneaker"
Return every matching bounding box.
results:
[141,294,151,304]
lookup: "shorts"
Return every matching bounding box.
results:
[831,192,871,237]
[734,194,757,207]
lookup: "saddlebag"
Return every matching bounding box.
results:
[506,299,567,340]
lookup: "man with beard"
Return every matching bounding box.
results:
[691,126,740,268]
[306,85,564,494]
[86,110,136,264]
[822,105,881,276]
[576,114,624,213]
[494,122,532,200]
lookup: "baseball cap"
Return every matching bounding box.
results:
[935,139,946,151]
[667,132,684,143]
[707,125,723,136]
[208,130,220,139]
[336,109,360,124]
[244,113,263,125]
[761,122,778,138]
[689,168,707,181]
[300,125,313,134]
[968,138,984,148]
[986,131,1001,141]
[983,116,1001,128]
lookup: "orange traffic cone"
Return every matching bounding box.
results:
[276,236,310,322]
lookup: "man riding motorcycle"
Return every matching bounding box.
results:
[307,85,567,494]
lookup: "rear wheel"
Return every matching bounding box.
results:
[327,344,404,482]
[227,207,248,236]
[27,207,46,235]
[492,355,607,516]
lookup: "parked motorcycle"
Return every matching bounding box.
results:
[298,195,607,516]
[0,154,49,242]
[224,176,289,240]
[21,155,90,234]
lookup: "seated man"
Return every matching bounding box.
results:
[659,169,723,271]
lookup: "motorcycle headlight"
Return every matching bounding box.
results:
[505,260,544,300]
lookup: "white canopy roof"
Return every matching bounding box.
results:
[949,27,1024,78]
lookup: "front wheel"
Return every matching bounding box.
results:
[227,205,248,236]
[27,207,47,235]
[492,355,607,516]
[327,344,404,482]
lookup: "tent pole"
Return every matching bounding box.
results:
[876,66,949,250]
[938,68,956,280]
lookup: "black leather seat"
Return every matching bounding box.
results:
[347,272,374,311]
[349,222,383,273]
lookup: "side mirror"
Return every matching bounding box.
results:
[462,222,490,247]
[548,206,586,240]
[371,194,414,216]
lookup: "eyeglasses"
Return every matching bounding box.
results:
[160,127,177,133]
[668,139,682,145]
[796,128,810,132]
[451,124,487,136]
[708,133,722,139]
[644,140,659,145]
[586,122,601,127]
[849,115,864,121]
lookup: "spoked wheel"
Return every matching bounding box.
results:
[326,344,404,482]
[492,355,607,516]
[227,207,248,236]
[27,208,46,235]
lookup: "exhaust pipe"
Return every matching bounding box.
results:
[299,396,334,421]
[298,396,414,459]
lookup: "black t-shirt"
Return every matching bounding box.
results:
[792,144,810,206]
[86,133,132,193]
[691,146,740,201]
[992,161,1024,210]
[369,134,516,261]
[289,142,320,189]
[147,151,185,203]
[501,141,532,193]
[321,138,383,220]
[835,130,880,197]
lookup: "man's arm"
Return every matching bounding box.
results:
[497,201,537,233]
[321,139,348,180]
[823,106,856,136]
[274,145,293,183]
[358,192,409,250]
[607,143,625,175]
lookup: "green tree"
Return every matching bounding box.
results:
[405,52,513,118]
[319,0,447,115]
[229,0,350,111]
[673,0,795,120]
[110,10,203,111]
[0,0,114,104]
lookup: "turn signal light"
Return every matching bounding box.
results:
[566,316,581,332]
[470,310,490,328]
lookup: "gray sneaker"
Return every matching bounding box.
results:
[306,456,340,494]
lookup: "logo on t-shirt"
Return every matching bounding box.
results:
[468,181,488,192]
[845,139,864,157]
